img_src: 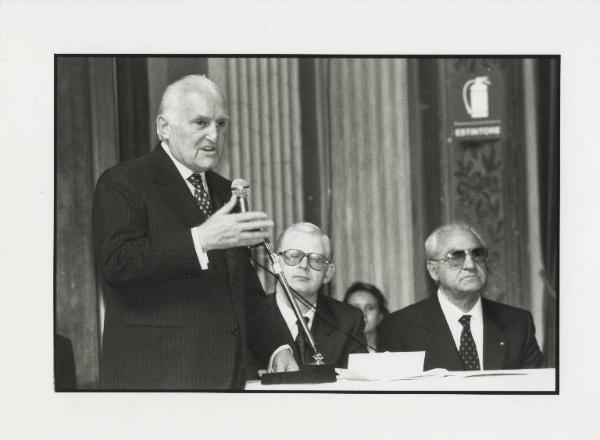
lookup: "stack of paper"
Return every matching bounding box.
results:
[337,351,445,381]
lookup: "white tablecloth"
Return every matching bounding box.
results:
[245,368,556,392]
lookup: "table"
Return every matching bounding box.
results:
[245,368,556,392]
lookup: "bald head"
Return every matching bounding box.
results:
[425,222,485,260]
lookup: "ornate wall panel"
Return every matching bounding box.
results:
[438,59,532,310]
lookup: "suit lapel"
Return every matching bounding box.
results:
[150,146,205,228]
[482,299,507,370]
[204,171,237,289]
[423,296,463,371]
[268,294,296,347]
[151,149,232,287]
[311,295,337,363]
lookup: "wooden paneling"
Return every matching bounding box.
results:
[116,58,151,160]
[56,57,119,388]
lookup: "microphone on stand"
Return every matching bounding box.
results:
[230,178,336,384]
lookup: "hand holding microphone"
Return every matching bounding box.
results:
[195,179,273,251]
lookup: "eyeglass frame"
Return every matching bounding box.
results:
[277,249,331,272]
[427,247,489,268]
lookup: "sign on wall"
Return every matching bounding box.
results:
[450,70,503,141]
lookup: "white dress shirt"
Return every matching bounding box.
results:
[275,290,316,340]
[264,290,316,372]
[437,289,484,369]
[161,142,210,270]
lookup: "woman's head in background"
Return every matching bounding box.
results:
[343,281,389,334]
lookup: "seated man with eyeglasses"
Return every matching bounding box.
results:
[247,223,367,377]
[378,222,543,371]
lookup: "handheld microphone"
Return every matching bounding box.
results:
[231,178,250,213]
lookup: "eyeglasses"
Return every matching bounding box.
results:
[278,249,330,272]
[428,247,489,268]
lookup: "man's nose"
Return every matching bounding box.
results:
[205,122,218,143]
[462,253,476,269]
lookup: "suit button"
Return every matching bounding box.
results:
[231,328,239,336]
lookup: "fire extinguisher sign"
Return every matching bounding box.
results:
[451,72,502,141]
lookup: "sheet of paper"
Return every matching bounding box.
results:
[444,369,530,378]
[338,351,430,381]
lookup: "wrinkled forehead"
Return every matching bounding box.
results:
[278,230,330,256]
[437,229,482,254]
[167,83,228,119]
[185,88,227,113]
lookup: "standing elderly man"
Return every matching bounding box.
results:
[378,222,543,371]
[93,74,297,390]
[247,223,367,377]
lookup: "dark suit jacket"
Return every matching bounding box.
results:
[92,146,287,390]
[377,295,543,371]
[246,293,367,377]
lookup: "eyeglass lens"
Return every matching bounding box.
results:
[446,247,488,265]
[280,249,328,271]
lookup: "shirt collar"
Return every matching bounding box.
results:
[275,289,317,329]
[437,288,483,326]
[161,141,205,182]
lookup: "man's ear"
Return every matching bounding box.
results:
[426,261,439,282]
[156,115,170,141]
[322,263,336,284]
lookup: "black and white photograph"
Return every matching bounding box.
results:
[54,56,558,393]
[1,1,599,439]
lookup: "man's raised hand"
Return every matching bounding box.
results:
[196,195,273,250]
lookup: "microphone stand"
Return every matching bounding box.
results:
[259,238,336,384]
[262,239,323,364]
[231,179,335,384]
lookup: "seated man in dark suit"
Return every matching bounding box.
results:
[378,222,543,371]
[247,223,367,377]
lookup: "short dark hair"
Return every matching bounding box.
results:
[343,281,389,316]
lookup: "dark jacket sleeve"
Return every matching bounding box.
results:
[242,257,290,367]
[338,308,368,368]
[92,168,203,288]
[347,309,368,355]
[377,313,404,353]
[521,311,544,368]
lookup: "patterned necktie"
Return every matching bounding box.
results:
[295,317,311,365]
[458,315,481,370]
[187,173,212,218]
